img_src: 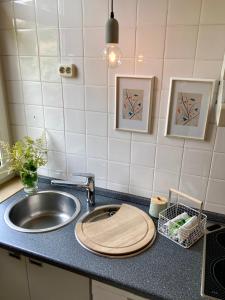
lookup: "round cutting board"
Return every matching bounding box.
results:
[75,204,155,256]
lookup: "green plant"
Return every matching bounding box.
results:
[0,134,47,175]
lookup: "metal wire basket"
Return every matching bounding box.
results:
[158,189,207,248]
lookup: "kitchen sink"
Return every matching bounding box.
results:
[4,190,81,233]
[77,204,121,223]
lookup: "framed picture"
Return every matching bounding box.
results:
[165,78,216,140]
[115,75,154,133]
[216,53,225,126]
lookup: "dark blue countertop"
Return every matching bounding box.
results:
[0,181,205,300]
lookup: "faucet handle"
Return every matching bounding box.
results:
[72,172,95,205]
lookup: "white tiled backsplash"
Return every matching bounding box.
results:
[1,0,225,214]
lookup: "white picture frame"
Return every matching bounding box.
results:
[165,77,216,140]
[216,54,225,127]
[115,75,154,133]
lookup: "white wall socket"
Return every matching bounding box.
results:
[58,64,76,78]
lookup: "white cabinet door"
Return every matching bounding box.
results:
[27,258,90,300]
[92,281,150,300]
[93,288,126,300]
[128,296,150,300]
[93,290,126,300]
[0,248,30,300]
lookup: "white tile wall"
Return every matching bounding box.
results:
[17,29,38,56]
[63,84,84,110]
[87,158,107,182]
[44,107,64,130]
[167,0,202,25]
[84,28,104,58]
[6,81,23,103]
[130,165,154,190]
[1,0,225,214]
[65,132,86,156]
[85,86,107,112]
[83,0,108,27]
[14,0,36,29]
[23,81,42,105]
[38,29,60,56]
[60,28,83,57]
[40,57,61,82]
[25,105,44,127]
[46,129,65,153]
[108,162,130,185]
[87,135,107,160]
[131,142,156,168]
[42,83,63,107]
[136,26,166,58]
[137,0,167,26]
[58,0,83,28]
[86,111,107,137]
[201,0,225,24]
[165,26,198,59]
[20,56,40,81]
[35,0,58,28]
[64,109,85,133]
[108,138,131,163]
[181,149,212,177]
[67,154,86,175]
[179,174,208,203]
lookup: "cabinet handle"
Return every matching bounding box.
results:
[8,252,21,260]
[29,258,43,267]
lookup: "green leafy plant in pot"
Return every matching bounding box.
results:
[0,134,47,194]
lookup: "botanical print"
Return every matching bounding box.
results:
[175,92,202,127]
[122,88,144,120]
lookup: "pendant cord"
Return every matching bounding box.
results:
[110,0,114,18]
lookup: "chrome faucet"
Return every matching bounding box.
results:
[51,173,95,206]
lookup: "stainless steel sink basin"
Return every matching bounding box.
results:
[78,204,121,223]
[4,190,81,233]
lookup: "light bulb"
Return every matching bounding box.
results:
[103,43,122,68]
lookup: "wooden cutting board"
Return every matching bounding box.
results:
[75,204,155,256]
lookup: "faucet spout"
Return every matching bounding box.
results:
[51,173,95,206]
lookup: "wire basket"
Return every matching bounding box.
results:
[158,189,207,248]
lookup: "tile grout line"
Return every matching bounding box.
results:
[152,0,169,196]
[185,0,209,204]
[82,0,88,175]
[55,0,67,180]
[30,0,51,176]
[106,0,111,190]
[101,0,111,189]
[34,0,50,177]
[193,0,203,77]
[128,0,139,195]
